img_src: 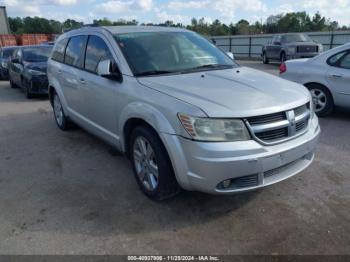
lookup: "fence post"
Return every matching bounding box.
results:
[248,37,252,58]
[229,37,232,52]
[330,31,334,49]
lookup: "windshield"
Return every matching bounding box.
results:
[282,34,313,43]
[2,49,15,58]
[114,31,237,76]
[23,47,53,62]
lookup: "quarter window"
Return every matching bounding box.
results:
[328,51,347,66]
[339,53,350,69]
[85,35,113,73]
[52,38,68,62]
[64,35,87,68]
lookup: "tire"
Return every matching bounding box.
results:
[24,80,33,99]
[130,126,180,201]
[306,84,334,117]
[262,52,269,64]
[10,80,17,89]
[280,52,287,63]
[52,91,70,131]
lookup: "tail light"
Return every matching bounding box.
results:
[279,63,287,74]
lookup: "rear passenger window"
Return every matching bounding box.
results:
[65,35,87,68]
[328,51,347,66]
[339,53,350,69]
[52,38,68,62]
[85,35,113,73]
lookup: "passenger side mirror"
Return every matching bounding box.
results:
[226,52,235,60]
[97,59,123,82]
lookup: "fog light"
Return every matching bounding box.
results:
[222,179,232,189]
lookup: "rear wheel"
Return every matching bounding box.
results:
[24,80,33,99]
[262,52,269,64]
[130,126,180,201]
[307,84,334,116]
[53,92,70,130]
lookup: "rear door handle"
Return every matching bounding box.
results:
[58,70,62,74]
[332,74,343,78]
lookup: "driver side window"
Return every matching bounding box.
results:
[84,35,114,74]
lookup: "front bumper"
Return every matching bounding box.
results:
[26,75,49,94]
[161,116,320,194]
[0,67,9,80]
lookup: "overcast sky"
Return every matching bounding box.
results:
[1,0,350,26]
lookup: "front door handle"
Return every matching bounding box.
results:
[79,78,86,84]
[58,70,62,74]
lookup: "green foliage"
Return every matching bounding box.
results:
[7,12,350,36]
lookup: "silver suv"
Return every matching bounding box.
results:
[48,26,320,200]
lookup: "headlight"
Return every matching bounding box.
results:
[287,47,296,54]
[1,62,8,68]
[178,113,251,142]
[28,69,46,76]
[318,44,324,53]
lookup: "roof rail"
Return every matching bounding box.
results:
[62,23,100,33]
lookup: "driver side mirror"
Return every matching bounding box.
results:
[97,59,123,82]
[11,58,20,64]
[226,52,235,60]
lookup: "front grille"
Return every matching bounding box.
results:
[231,174,259,188]
[297,45,318,53]
[256,127,288,142]
[246,103,310,144]
[248,112,286,125]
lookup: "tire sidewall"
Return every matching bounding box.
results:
[308,85,334,116]
[130,126,179,200]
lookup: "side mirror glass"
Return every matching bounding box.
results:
[97,59,122,82]
[11,58,20,64]
[226,52,235,60]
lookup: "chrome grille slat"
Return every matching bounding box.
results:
[246,103,310,145]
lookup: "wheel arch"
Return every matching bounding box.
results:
[304,82,334,100]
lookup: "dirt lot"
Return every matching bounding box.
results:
[0,61,349,255]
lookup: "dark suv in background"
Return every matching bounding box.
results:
[262,33,323,64]
[0,46,17,80]
[9,45,52,98]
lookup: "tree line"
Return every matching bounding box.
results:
[8,11,350,36]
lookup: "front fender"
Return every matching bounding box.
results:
[118,102,177,151]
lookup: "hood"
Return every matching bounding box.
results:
[25,61,48,73]
[138,67,310,118]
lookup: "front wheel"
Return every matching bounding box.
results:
[130,126,180,201]
[262,52,269,64]
[10,80,17,89]
[280,52,287,63]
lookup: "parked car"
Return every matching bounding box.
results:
[48,26,320,200]
[280,43,350,116]
[0,46,18,80]
[9,45,53,98]
[262,33,323,64]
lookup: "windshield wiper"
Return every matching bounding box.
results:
[135,70,176,77]
[184,64,233,72]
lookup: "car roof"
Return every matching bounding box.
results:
[102,26,188,34]
[64,25,188,37]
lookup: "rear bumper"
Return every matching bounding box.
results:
[161,115,320,194]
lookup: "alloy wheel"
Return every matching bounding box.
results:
[310,88,327,113]
[53,95,64,126]
[133,136,159,191]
